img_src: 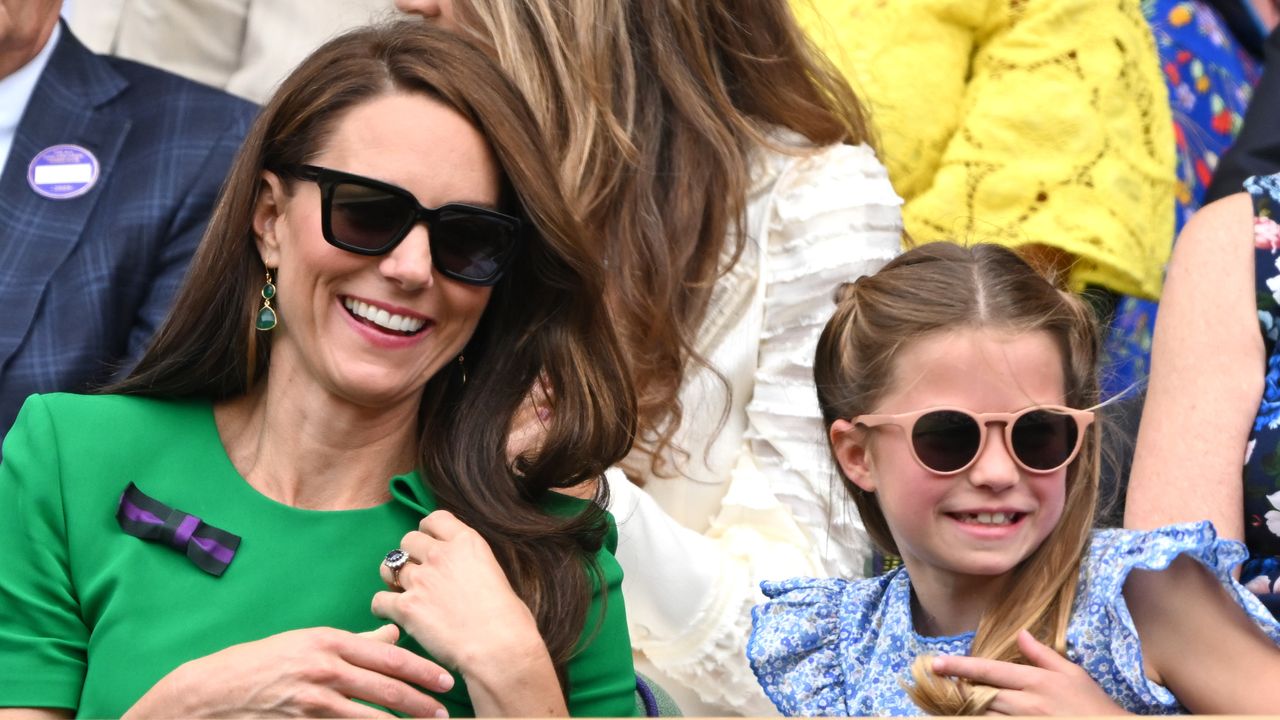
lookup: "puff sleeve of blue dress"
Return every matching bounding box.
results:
[748,522,1280,716]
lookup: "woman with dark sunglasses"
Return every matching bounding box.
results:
[0,21,637,719]
[750,242,1280,715]
[395,0,903,713]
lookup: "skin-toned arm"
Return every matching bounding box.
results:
[373,510,568,717]
[1126,193,1264,539]
[120,625,454,719]
[933,554,1280,714]
[1125,554,1280,713]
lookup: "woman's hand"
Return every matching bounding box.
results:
[373,510,568,717]
[930,630,1129,716]
[123,624,454,718]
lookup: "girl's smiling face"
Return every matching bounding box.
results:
[832,327,1070,602]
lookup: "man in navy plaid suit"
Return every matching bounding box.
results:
[0,2,257,447]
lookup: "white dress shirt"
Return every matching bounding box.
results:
[0,23,60,175]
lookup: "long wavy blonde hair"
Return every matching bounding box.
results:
[447,0,874,473]
[813,243,1102,715]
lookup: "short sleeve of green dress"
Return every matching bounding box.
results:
[0,393,637,717]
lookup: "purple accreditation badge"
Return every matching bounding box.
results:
[27,144,100,199]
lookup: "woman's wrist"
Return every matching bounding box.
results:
[457,614,567,716]
[456,609,546,683]
[120,661,193,719]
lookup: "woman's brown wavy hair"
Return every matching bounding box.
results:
[813,243,1102,714]
[445,0,874,475]
[110,21,637,687]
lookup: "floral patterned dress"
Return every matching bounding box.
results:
[748,523,1280,716]
[1103,0,1260,396]
[1240,173,1280,612]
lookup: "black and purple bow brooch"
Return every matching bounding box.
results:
[116,483,241,577]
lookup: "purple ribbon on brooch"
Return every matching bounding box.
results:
[116,483,241,577]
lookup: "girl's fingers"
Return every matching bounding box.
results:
[983,689,1031,716]
[931,655,1029,690]
[1015,629,1074,671]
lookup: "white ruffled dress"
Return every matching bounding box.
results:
[607,131,903,715]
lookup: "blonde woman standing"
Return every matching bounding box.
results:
[398,0,903,713]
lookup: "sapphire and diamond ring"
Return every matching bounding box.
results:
[383,548,410,589]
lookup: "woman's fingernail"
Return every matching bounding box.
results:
[435,709,449,718]
[438,672,455,691]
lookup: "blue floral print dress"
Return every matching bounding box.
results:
[1103,0,1259,396]
[749,523,1280,716]
[1241,173,1280,613]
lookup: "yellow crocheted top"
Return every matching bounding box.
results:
[796,0,1177,298]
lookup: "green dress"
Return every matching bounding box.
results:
[0,393,637,717]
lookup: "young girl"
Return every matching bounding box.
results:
[749,242,1280,715]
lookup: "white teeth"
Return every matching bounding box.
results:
[343,298,426,333]
[960,512,1016,525]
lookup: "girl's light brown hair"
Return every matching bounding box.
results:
[446,0,874,475]
[110,21,636,687]
[813,242,1101,715]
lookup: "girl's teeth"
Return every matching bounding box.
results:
[961,512,1014,525]
[343,298,426,333]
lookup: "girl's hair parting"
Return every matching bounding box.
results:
[813,242,1102,715]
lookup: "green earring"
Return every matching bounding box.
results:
[256,270,278,331]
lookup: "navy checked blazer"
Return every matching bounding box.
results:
[0,25,256,447]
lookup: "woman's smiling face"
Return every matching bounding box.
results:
[254,91,500,409]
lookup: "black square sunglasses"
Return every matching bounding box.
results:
[280,164,522,286]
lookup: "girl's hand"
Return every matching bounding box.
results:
[504,378,595,499]
[505,377,553,466]
[372,510,567,717]
[931,630,1130,716]
[123,624,454,718]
